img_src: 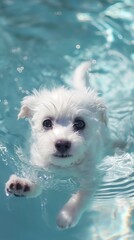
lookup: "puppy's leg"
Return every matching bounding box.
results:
[57,190,90,229]
[5,175,42,198]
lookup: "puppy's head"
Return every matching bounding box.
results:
[18,87,107,168]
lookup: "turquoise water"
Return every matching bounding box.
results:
[0,0,134,239]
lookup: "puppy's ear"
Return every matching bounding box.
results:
[18,94,37,119]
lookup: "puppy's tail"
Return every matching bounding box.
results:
[72,61,91,90]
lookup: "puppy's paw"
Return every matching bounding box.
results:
[5,175,39,197]
[56,209,77,230]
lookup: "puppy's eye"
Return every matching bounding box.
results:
[73,118,85,131]
[42,119,53,129]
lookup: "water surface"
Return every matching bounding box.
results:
[0,0,134,239]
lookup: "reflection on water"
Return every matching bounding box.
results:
[0,0,134,239]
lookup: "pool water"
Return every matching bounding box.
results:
[0,0,134,239]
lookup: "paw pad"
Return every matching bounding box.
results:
[6,175,31,197]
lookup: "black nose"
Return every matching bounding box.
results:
[55,140,71,154]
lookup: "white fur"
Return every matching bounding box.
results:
[5,62,108,229]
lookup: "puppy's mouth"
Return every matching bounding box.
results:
[53,153,72,158]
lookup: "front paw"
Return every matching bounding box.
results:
[57,209,77,230]
[5,175,34,197]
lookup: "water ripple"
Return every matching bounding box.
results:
[96,153,134,199]
[0,0,134,238]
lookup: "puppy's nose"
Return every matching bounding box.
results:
[55,140,71,153]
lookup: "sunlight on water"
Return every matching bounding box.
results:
[0,0,134,239]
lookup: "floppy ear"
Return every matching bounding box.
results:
[18,94,38,119]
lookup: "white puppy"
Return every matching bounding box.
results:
[5,62,109,229]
